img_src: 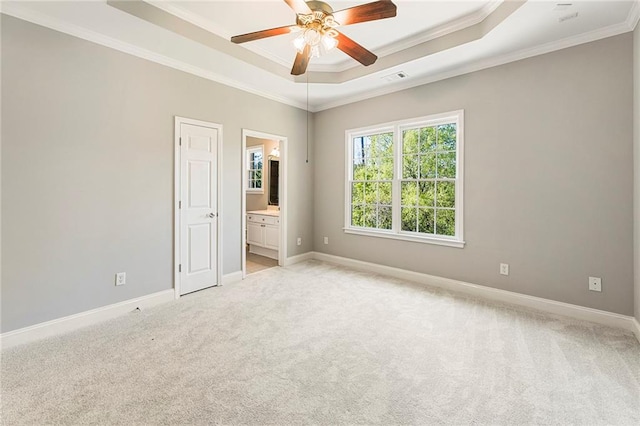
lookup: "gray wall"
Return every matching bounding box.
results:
[1,16,314,332]
[246,136,279,212]
[313,34,634,315]
[635,22,640,322]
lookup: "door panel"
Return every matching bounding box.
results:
[180,123,219,295]
[188,224,212,273]
[188,161,211,208]
[264,226,279,250]
[247,222,264,246]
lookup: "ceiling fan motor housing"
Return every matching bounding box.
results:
[305,1,334,16]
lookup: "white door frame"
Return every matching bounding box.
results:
[241,129,287,278]
[174,116,223,299]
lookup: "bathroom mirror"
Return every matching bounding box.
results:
[268,159,279,206]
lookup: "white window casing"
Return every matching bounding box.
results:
[344,110,465,248]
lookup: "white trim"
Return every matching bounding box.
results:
[310,252,640,339]
[241,129,288,279]
[245,145,265,194]
[0,3,307,111]
[0,290,174,350]
[313,20,637,112]
[249,245,278,260]
[4,1,636,115]
[284,252,315,266]
[3,254,637,350]
[626,0,640,31]
[309,0,504,73]
[343,228,465,248]
[147,0,294,70]
[174,117,181,299]
[174,116,223,299]
[151,0,502,75]
[632,318,640,344]
[344,110,464,246]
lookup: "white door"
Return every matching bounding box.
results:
[180,123,219,295]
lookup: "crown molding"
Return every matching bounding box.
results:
[312,18,635,112]
[109,0,522,85]
[300,0,526,84]
[0,4,308,111]
[3,1,636,115]
[150,0,504,75]
[309,0,504,73]
[147,0,294,70]
[626,0,640,30]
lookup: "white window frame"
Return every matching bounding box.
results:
[344,110,465,248]
[246,145,264,194]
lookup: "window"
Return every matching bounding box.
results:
[246,145,264,193]
[345,110,464,248]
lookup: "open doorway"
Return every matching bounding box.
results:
[241,129,287,278]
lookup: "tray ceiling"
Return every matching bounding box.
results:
[1,1,638,111]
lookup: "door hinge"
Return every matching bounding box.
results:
[179,264,182,273]
[179,137,182,146]
[179,201,182,209]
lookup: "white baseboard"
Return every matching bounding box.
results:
[0,289,175,350]
[632,318,640,344]
[4,254,638,349]
[222,271,243,285]
[249,245,278,260]
[313,252,640,342]
[284,251,315,266]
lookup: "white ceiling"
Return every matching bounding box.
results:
[2,1,639,111]
[154,0,501,69]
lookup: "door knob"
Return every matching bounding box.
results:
[208,213,216,218]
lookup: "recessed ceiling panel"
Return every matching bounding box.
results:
[159,0,499,68]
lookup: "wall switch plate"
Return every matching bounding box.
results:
[589,277,602,292]
[115,272,126,286]
[500,263,509,276]
[323,237,329,245]
[297,237,302,246]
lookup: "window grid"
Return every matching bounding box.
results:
[345,111,463,246]
[246,147,263,191]
[400,124,457,237]
[350,133,393,230]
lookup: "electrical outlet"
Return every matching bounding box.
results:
[500,263,509,276]
[115,272,126,286]
[323,236,329,245]
[589,277,602,292]
[297,237,302,246]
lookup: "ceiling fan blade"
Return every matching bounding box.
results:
[231,25,296,44]
[335,32,377,66]
[284,0,312,15]
[291,44,311,75]
[333,0,397,26]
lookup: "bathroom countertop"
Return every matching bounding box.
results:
[247,209,280,217]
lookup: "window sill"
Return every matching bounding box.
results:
[343,227,465,248]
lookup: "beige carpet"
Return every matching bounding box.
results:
[1,260,639,425]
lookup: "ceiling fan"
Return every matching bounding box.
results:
[230,0,397,76]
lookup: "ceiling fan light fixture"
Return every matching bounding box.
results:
[303,28,322,46]
[321,33,338,51]
[294,26,337,57]
[231,0,398,76]
[293,34,306,53]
